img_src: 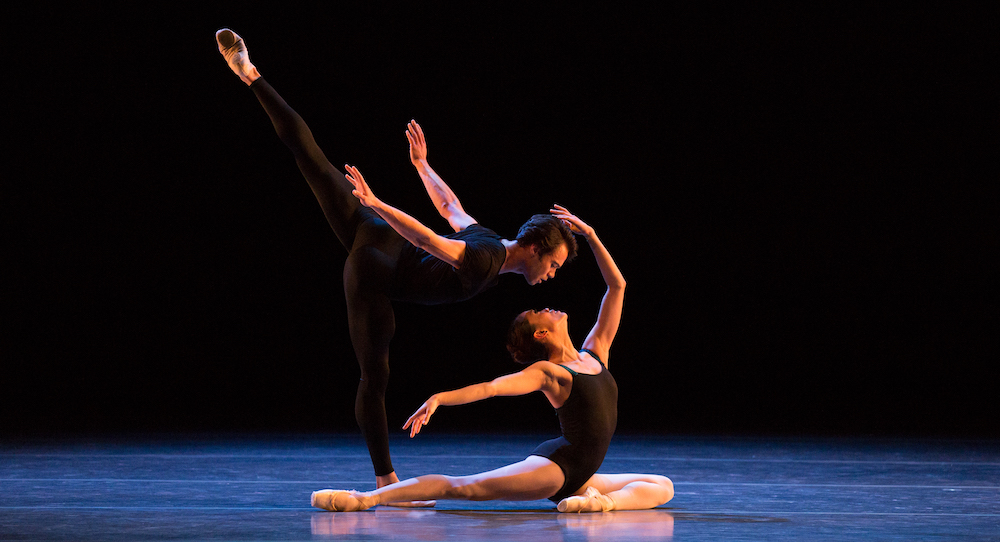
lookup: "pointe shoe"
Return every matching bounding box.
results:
[311,489,367,512]
[557,486,615,513]
[215,28,260,84]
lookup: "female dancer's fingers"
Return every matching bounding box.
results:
[551,205,590,233]
[550,208,577,228]
[551,205,576,221]
[403,412,420,433]
[404,405,431,437]
[410,415,425,437]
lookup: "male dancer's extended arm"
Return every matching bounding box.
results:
[406,120,478,232]
[345,165,467,268]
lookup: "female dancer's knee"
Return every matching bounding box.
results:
[445,476,492,501]
[649,475,674,504]
[402,475,473,501]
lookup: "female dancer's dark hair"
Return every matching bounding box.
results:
[507,314,550,364]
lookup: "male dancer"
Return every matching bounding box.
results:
[215,29,577,496]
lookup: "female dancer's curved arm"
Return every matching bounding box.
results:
[402,361,567,437]
[550,205,625,365]
[406,120,477,232]
[403,205,623,436]
[345,165,468,268]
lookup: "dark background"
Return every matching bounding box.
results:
[3,5,995,439]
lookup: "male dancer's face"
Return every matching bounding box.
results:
[525,243,569,285]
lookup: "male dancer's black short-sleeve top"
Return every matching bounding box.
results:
[389,224,507,305]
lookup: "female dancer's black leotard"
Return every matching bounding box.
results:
[529,349,619,502]
[249,78,506,475]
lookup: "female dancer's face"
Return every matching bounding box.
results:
[524,308,568,333]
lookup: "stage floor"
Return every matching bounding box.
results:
[1,433,997,541]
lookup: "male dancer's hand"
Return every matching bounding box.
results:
[345,165,382,209]
[406,120,428,165]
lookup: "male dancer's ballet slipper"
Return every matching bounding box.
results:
[215,28,260,84]
[557,486,615,513]
[311,489,367,512]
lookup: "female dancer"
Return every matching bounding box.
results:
[311,206,674,512]
[215,29,577,493]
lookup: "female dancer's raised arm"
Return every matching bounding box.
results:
[550,205,625,366]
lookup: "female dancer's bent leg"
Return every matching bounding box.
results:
[557,473,675,512]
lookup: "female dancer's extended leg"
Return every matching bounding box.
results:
[311,456,567,511]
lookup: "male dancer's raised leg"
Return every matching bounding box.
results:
[216,29,431,504]
[216,29,359,248]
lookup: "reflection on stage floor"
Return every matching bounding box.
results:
[1,433,997,541]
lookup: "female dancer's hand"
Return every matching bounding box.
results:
[551,204,595,238]
[403,395,441,438]
[345,164,382,209]
[406,120,428,164]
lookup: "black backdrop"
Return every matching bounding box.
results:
[3,4,995,438]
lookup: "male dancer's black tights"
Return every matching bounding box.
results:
[250,78,405,476]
